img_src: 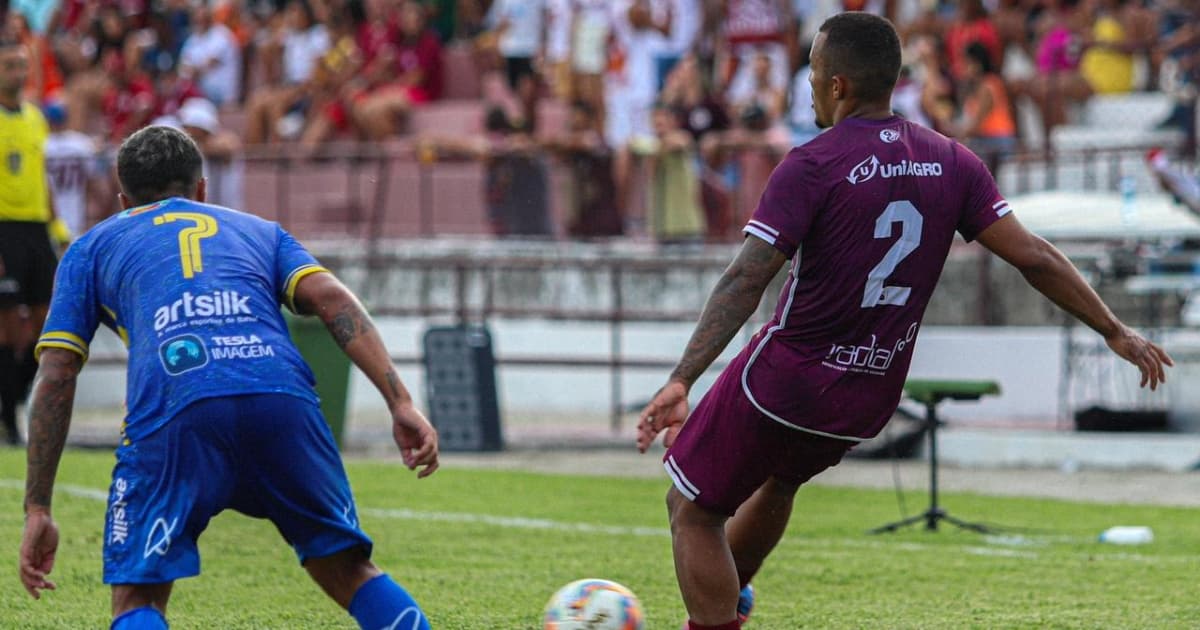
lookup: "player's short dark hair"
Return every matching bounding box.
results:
[117,126,204,206]
[818,12,902,103]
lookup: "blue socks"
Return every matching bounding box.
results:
[348,574,430,630]
[111,606,168,630]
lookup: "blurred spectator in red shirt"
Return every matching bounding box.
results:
[102,47,156,141]
[352,0,443,140]
[154,65,204,119]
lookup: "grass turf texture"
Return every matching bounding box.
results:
[2,449,1198,629]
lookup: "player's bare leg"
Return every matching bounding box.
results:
[111,582,172,628]
[666,486,741,626]
[726,476,800,587]
[304,546,381,609]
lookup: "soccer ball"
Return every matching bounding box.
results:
[543,578,645,630]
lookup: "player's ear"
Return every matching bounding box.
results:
[118,192,133,210]
[832,75,848,101]
[195,177,207,203]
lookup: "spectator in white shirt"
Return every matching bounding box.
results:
[484,0,548,128]
[179,4,242,107]
[245,0,330,144]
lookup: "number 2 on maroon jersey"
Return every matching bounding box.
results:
[862,200,923,308]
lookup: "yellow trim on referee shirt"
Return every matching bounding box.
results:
[35,331,90,362]
[283,265,330,313]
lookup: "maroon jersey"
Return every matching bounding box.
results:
[740,115,1009,441]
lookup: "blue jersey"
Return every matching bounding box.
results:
[37,197,327,442]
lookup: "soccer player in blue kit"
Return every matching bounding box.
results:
[18,126,440,630]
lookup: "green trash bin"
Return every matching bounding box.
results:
[287,313,352,449]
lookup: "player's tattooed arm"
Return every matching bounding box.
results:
[670,237,787,388]
[24,349,83,514]
[295,271,415,408]
[328,301,377,350]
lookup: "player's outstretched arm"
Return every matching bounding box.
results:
[977,214,1174,390]
[637,236,787,452]
[20,348,82,599]
[293,272,439,477]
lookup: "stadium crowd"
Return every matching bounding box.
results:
[3,0,1200,241]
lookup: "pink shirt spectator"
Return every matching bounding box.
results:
[1036,25,1081,73]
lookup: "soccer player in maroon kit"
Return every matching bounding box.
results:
[636,12,1174,630]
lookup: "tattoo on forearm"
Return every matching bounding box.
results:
[671,241,783,386]
[25,353,80,512]
[386,370,403,400]
[328,301,375,350]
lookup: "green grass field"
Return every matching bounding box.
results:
[2,448,1198,629]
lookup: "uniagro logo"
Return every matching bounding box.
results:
[157,334,209,375]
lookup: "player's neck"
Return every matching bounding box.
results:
[833,101,894,126]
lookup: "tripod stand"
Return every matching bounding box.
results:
[870,380,1000,535]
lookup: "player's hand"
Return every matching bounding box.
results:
[636,380,690,453]
[19,509,59,599]
[391,403,439,478]
[1106,325,1174,390]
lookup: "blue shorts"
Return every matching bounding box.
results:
[102,394,372,585]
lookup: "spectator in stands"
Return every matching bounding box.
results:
[101,48,157,142]
[1013,0,1092,152]
[568,0,611,133]
[633,103,705,244]
[245,0,330,144]
[544,0,573,98]
[7,10,62,104]
[951,41,1017,174]
[418,107,555,237]
[727,51,787,131]
[43,102,100,238]
[912,34,954,134]
[1079,0,1154,95]
[153,64,204,120]
[720,0,794,98]
[657,0,703,89]
[301,0,393,152]
[483,0,547,130]
[179,2,242,106]
[661,53,730,144]
[1153,0,1199,151]
[543,100,623,238]
[157,97,245,210]
[353,0,443,139]
[62,5,129,132]
[661,52,734,240]
[944,0,1001,81]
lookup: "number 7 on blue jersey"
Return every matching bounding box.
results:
[153,212,219,279]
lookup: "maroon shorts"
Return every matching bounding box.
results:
[663,351,855,517]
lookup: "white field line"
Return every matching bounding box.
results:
[2,479,1193,564]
